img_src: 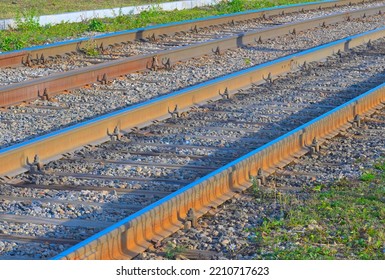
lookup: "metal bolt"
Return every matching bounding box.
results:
[263,73,273,84]
[257,168,266,185]
[147,56,159,71]
[27,155,43,173]
[22,54,32,67]
[168,105,180,118]
[149,33,156,42]
[212,46,221,55]
[40,54,45,64]
[354,114,361,128]
[97,73,108,84]
[367,40,373,49]
[38,88,49,101]
[186,208,197,228]
[162,57,172,70]
[107,126,122,141]
[311,137,320,154]
[184,221,192,231]
[219,88,230,100]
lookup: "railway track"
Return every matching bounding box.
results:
[136,105,385,260]
[1,1,385,260]
[0,28,384,259]
[0,0,374,68]
[1,1,385,108]
[54,34,385,259]
[1,3,385,152]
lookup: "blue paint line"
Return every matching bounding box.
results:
[51,53,385,260]
[4,25,384,157]
[3,0,334,56]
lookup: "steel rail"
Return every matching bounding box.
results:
[50,38,385,260]
[0,27,384,179]
[0,4,383,108]
[0,27,384,258]
[0,0,367,68]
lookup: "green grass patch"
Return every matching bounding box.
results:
[164,242,186,259]
[0,1,176,19]
[0,0,316,52]
[249,161,385,259]
[360,171,376,182]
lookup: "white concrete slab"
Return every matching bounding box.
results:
[0,0,218,30]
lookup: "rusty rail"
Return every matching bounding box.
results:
[1,4,384,108]
[51,32,385,259]
[55,81,384,259]
[0,27,383,258]
[1,27,384,178]
[0,0,370,68]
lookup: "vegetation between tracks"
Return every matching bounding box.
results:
[249,159,385,259]
[0,0,314,52]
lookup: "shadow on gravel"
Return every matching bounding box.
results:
[1,58,385,260]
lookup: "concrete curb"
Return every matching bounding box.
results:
[0,0,218,30]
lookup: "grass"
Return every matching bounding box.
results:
[81,39,101,56]
[164,242,186,259]
[0,0,316,52]
[0,1,174,19]
[249,159,385,260]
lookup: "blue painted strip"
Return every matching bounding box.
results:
[51,28,385,260]
[3,26,384,157]
[52,80,385,259]
[53,81,385,260]
[3,0,334,56]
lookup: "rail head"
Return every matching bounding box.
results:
[1,26,384,177]
[1,4,384,108]
[47,27,385,260]
[0,0,366,67]
[52,80,385,260]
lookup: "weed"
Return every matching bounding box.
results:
[244,57,251,65]
[248,158,385,259]
[0,0,319,52]
[374,158,385,171]
[15,10,41,32]
[334,177,351,189]
[81,39,100,56]
[312,184,323,192]
[0,1,156,18]
[227,0,245,13]
[0,35,26,51]
[87,18,106,32]
[142,4,163,19]
[0,9,41,50]
[111,8,129,26]
[164,243,186,259]
[360,171,376,182]
[251,177,262,198]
